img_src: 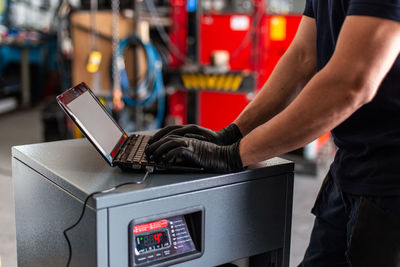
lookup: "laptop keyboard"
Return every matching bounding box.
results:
[116,135,150,164]
[128,135,149,163]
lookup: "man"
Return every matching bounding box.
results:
[146,0,400,266]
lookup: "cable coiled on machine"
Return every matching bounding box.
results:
[117,34,165,129]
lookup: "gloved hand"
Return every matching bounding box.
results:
[145,135,244,173]
[148,123,242,146]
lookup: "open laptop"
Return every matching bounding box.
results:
[57,82,202,173]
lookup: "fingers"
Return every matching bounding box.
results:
[176,125,215,143]
[148,125,183,144]
[146,135,188,160]
[146,133,179,156]
[165,124,200,136]
[184,133,208,142]
[149,124,217,147]
[165,147,202,167]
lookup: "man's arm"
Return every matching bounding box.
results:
[146,16,317,147]
[234,16,317,136]
[240,15,400,166]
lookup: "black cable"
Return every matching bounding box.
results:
[64,171,150,267]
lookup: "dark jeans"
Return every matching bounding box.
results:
[298,172,400,267]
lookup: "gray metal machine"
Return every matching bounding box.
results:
[12,137,294,267]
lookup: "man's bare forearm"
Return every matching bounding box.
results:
[239,68,367,166]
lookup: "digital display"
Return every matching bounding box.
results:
[135,230,170,253]
[131,214,201,266]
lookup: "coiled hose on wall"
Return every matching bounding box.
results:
[117,34,165,129]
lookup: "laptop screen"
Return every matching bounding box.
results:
[66,90,124,154]
[57,83,127,165]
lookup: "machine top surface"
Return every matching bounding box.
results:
[12,137,293,209]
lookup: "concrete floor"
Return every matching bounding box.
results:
[0,107,328,267]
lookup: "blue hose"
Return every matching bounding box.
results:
[117,35,165,129]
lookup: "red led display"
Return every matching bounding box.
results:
[133,219,169,234]
[154,233,162,243]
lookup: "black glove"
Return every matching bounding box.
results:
[148,123,242,146]
[145,135,244,173]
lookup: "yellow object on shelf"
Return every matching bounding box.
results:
[86,50,102,73]
[181,73,245,92]
[270,16,287,41]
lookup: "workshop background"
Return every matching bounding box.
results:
[0,0,336,266]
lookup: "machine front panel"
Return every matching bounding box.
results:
[130,215,197,266]
[108,175,289,267]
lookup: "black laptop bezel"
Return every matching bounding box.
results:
[56,82,128,167]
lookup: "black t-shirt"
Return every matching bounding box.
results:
[303,0,400,196]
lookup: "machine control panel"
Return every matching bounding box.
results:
[130,214,201,267]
